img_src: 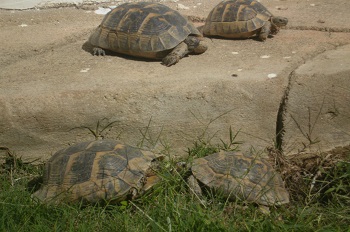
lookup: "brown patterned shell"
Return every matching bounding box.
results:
[191,151,290,206]
[89,2,202,59]
[203,0,273,38]
[32,140,162,204]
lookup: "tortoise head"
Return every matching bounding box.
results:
[184,36,208,55]
[271,16,288,27]
[134,154,165,198]
[270,16,288,35]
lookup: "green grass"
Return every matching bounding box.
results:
[1,138,350,232]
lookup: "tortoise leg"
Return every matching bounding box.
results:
[258,21,271,41]
[187,175,203,196]
[93,47,106,56]
[187,175,208,205]
[162,42,188,67]
[142,175,161,192]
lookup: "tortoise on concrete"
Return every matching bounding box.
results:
[188,150,290,206]
[89,2,208,66]
[202,0,288,41]
[32,140,163,204]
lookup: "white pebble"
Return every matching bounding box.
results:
[310,3,316,6]
[237,69,243,72]
[268,73,277,78]
[177,4,190,10]
[80,68,90,73]
[283,56,291,59]
[19,23,28,27]
[260,55,270,59]
[231,52,239,55]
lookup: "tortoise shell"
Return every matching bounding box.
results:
[89,2,202,59]
[32,140,162,204]
[203,0,274,39]
[190,150,290,206]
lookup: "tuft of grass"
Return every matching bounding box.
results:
[69,118,122,140]
[188,126,242,159]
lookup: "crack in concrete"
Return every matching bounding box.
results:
[286,26,350,33]
[276,71,294,151]
[275,40,347,152]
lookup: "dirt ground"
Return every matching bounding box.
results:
[1,0,350,161]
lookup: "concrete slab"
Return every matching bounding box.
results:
[0,0,349,161]
[281,44,350,154]
[0,0,84,9]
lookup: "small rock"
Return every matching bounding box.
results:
[19,23,28,27]
[317,19,325,23]
[283,56,291,59]
[80,68,90,73]
[237,69,243,72]
[231,74,238,77]
[231,52,239,55]
[260,55,270,59]
[275,6,288,10]
[177,4,190,10]
[268,73,277,79]
[310,3,316,6]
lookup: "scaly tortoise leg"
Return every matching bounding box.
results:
[162,42,189,67]
[93,47,106,56]
[258,21,271,41]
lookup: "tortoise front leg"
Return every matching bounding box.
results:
[258,21,271,41]
[187,175,207,205]
[162,42,189,67]
[92,47,106,56]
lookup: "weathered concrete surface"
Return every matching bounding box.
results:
[0,0,103,10]
[0,0,350,161]
[280,44,350,154]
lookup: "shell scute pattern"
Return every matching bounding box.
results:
[203,0,287,40]
[89,2,207,66]
[92,2,198,53]
[68,151,96,185]
[190,151,289,206]
[32,140,162,204]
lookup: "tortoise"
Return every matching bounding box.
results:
[32,140,164,204]
[202,0,288,41]
[88,2,208,66]
[187,150,290,207]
